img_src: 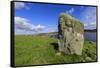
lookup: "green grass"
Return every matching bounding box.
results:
[15,35,97,66]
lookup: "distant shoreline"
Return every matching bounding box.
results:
[84,29,97,32]
[15,29,97,35]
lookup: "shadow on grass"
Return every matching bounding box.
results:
[50,43,59,51]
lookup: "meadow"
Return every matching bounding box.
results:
[15,35,97,66]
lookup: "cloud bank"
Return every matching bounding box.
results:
[14,2,29,10]
[84,22,96,29]
[15,16,45,33]
[15,2,25,9]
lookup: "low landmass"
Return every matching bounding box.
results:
[84,29,97,32]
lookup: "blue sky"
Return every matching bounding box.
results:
[14,2,97,35]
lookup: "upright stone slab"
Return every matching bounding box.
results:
[58,13,84,55]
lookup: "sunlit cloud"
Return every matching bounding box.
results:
[66,8,74,14]
[84,22,96,29]
[15,16,45,33]
[14,2,30,10]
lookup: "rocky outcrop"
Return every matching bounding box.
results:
[58,13,84,55]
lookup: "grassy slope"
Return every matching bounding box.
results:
[15,35,97,66]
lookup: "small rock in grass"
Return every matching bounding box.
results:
[56,52,61,56]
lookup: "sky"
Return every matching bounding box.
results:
[14,2,97,35]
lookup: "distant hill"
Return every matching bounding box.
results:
[35,29,97,36]
[35,32,58,38]
[84,29,97,32]
[35,28,97,36]
[35,32,57,36]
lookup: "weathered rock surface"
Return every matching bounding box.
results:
[58,13,84,55]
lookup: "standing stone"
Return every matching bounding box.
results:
[58,13,84,55]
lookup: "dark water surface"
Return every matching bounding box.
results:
[84,32,97,42]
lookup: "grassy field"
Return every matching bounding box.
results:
[15,35,97,66]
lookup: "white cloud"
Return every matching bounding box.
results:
[80,7,96,29]
[69,8,74,13]
[66,8,74,14]
[84,23,88,27]
[84,22,96,29]
[91,22,96,25]
[15,2,25,9]
[15,16,45,33]
[36,24,45,31]
[14,2,29,10]
[85,14,95,20]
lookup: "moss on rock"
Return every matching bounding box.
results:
[58,12,84,55]
[58,13,84,34]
